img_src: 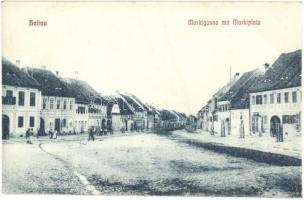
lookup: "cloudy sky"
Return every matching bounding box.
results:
[2,2,302,115]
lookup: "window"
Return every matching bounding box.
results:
[263,94,267,104]
[70,100,73,110]
[18,91,25,106]
[277,93,281,104]
[43,98,47,109]
[292,91,297,103]
[6,90,13,97]
[18,116,24,127]
[251,96,255,105]
[77,106,86,114]
[30,92,36,106]
[270,93,274,104]
[50,99,54,109]
[63,100,67,110]
[256,95,263,105]
[57,99,60,109]
[29,116,35,127]
[284,92,289,103]
[283,115,297,124]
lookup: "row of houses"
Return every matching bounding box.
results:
[196,49,302,139]
[2,58,187,139]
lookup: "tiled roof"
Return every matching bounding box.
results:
[118,93,145,112]
[62,78,103,104]
[104,95,134,116]
[248,49,301,93]
[25,67,73,97]
[219,68,263,109]
[2,58,40,89]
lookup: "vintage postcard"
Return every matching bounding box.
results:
[1,1,302,198]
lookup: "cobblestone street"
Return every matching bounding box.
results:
[2,132,302,197]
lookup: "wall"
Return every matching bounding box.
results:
[2,85,41,137]
[249,86,301,137]
[231,109,250,137]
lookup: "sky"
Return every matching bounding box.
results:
[2,2,302,115]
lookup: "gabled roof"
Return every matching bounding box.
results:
[62,78,103,104]
[213,74,240,99]
[145,104,160,115]
[118,93,145,112]
[2,58,40,89]
[104,95,134,116]
[25,67,73,97]
[218,68,263,109]
[128,93,150,111]
[248,49,301,93]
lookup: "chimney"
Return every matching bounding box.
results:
[234,72,240,79]
[264,63,270,70]
[41,65,46,69]
[55,71,59,76]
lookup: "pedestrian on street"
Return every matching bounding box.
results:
[88,126,95,141]
[53,129,58,139]
[49,129,53,139]
[25,128,32,144]
[30,128,34,142]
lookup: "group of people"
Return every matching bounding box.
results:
[48,129,58,139]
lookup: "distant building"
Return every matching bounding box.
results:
[2,58,42,138]
[219,69,263,137]
[210,73,240,135]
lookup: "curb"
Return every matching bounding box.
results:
[183,139,302,166]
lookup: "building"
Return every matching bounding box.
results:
[218,68,263,137]
[2,58,42,139]
[62,78,107,133]
[104,95,135,132]
[118,92,148,131]
[248,50,302,138]
[26,68,76,134]
[210,73,240,135]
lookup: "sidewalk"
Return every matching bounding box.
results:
[2,131,147,144]
[173,129,302,159]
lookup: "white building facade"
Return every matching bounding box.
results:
[230,109,250,137]
[249,86,301,137]
[2,85,42,138]
[40,96,75,134]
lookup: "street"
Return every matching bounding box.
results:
[2,132,302,197]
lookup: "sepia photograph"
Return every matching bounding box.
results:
[1,1,302,198]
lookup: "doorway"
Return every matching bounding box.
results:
[2,115,10,139]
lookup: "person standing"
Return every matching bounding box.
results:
[53,129,58,139]
[49,129,53,139]
[88,126,95,141]
[30,128,34,142]
[25,128,31,144]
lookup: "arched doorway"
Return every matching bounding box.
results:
[2,115,10,140]
[39,118,45,136]
[270,116,281,137]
